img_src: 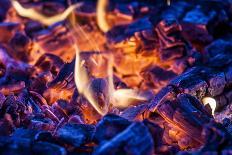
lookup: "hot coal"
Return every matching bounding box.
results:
[0,0,231,155]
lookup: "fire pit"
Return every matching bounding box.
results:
[0,0,231,154]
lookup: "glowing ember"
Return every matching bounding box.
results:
[202,97,216,116]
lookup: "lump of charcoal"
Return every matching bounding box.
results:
[140,66,177,89]
[149,86,176,112]
[56,123,95,147]
[0,22,20,43]
[183,6,216,25]
[9,33,32,62]
[120,104,149,121]
[94,114,131,143]
[201,122,232,152]
[170,67,208,98]
[28,116,56,131]
[1,94,27,126]
[0,114,15,136]
[143,119,163,148]
[93,122,154,155]
[205,39,232,58]
[24,21,44,38]
[204,72,226,96]
[12,128,38,140]
[225,66,232,87]
[0,0,11,21]
[206,53,232,68]
[155,17,188,61]
[32,142,67,155]
[0,137,31,155]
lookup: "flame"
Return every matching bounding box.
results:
[96,0,110,32]
[11,0,82,25]
[73,44,108,115]
[167,0,171,5]
[11,0,148,115]
[112,89,147,108]
[202,97,216,116]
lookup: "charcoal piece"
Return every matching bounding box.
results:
[149,86,176,112]
[47,58,75,88]
[207,54,232,67]
[0,22,20,43]
[34,131,53,142]
[205,39,232,57]
[181,22,213,51]
[0,137,31,155]
[140,66,177,89]
[56,123,95,147]
[12,128,38,140]
[32,142,67,155]
[155,17,187,61]
[156,94,212,145]
[10,33,31,62]
[183,6,215,25]
[225,66,232,87]
[0,114,14,136]
[205,72,226,96]
[170,67,208,98]
[143,119,163,149]
[206,9,230,38]
[225,91,232,105]
[201,122,232,152]
[24,21,44,38]
[94,114,131,143]
[93,122,154,155]
[120,104,148,121]
[29,116,56,131]
[68,115,84,124]
[1,94,27,125]
[215,94,228,112]
[35,53,64,76]
[0,93,5,108]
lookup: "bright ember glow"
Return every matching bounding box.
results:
[202,97,216,116]
[11,0,82,25]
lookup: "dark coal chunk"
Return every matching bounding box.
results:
[225,66,232,87]
[170,67,208,98]
[94,114,131,143]
[205,39,232,57]
[201,122,232,152]
[93,122,154,155]
[183,6,215,25]
[32,142,67,155]
[204,72,226,96]
[120,104,148,121]
[143,119,163,149]
[56,123,95,147]
[140,66,177,89]
[0,137,31,155]
[12,128,38,140]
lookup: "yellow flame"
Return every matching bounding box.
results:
[96,0,110,32]
[11,0,82,25]
[73,44,108,115]
[202,97,216,116]
[112,89,147,108]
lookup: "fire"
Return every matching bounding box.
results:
[202,97,216,116]
[11,0,82,26]
[11,1,148,115]
[96,0,110,32]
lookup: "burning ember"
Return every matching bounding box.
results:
[0,0,231,154]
